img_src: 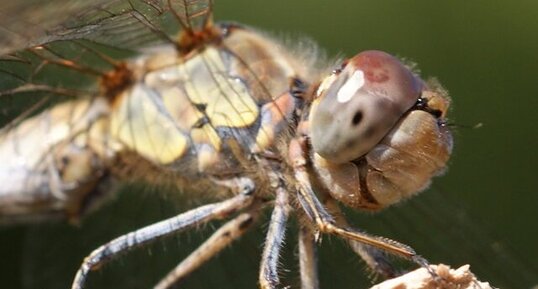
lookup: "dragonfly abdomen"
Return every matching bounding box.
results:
[0,97,113,223]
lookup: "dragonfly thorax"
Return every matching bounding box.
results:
[108,25,314,180]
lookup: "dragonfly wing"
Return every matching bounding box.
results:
[0,0,215,55]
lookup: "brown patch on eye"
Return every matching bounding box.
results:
[364,69,389,83]
[352,110,363,125]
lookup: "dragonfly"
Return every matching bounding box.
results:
[0,1,534,289]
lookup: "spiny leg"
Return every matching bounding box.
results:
[289,137,428,267]
[259,187,290,289]
[154,201,264,289]
[71,192,254,289]
[322,195,398,279]
[295,165,427,265]
[298,225,319,289]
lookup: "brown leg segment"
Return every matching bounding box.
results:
[322,196,399,279]
[298,225,319,289]
[289,137,428,268]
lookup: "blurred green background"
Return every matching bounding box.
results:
[1,0,537,289]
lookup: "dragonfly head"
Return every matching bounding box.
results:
[309,50,453,210]
[310,50,423,163]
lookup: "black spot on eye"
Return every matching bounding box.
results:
[352,111,363,126]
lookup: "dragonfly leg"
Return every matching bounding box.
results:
[298,225,319,289]
[70,192,255,289]
[289,137,429,268]
[259,187,290,289]
[153,201,264,289]
[295,165,428,266]
[322,195,399,279]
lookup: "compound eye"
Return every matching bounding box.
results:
[311,50,422,164]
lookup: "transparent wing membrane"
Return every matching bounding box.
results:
[0,0,111,54]
[0,0,209,54]
[167,0,213,33]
